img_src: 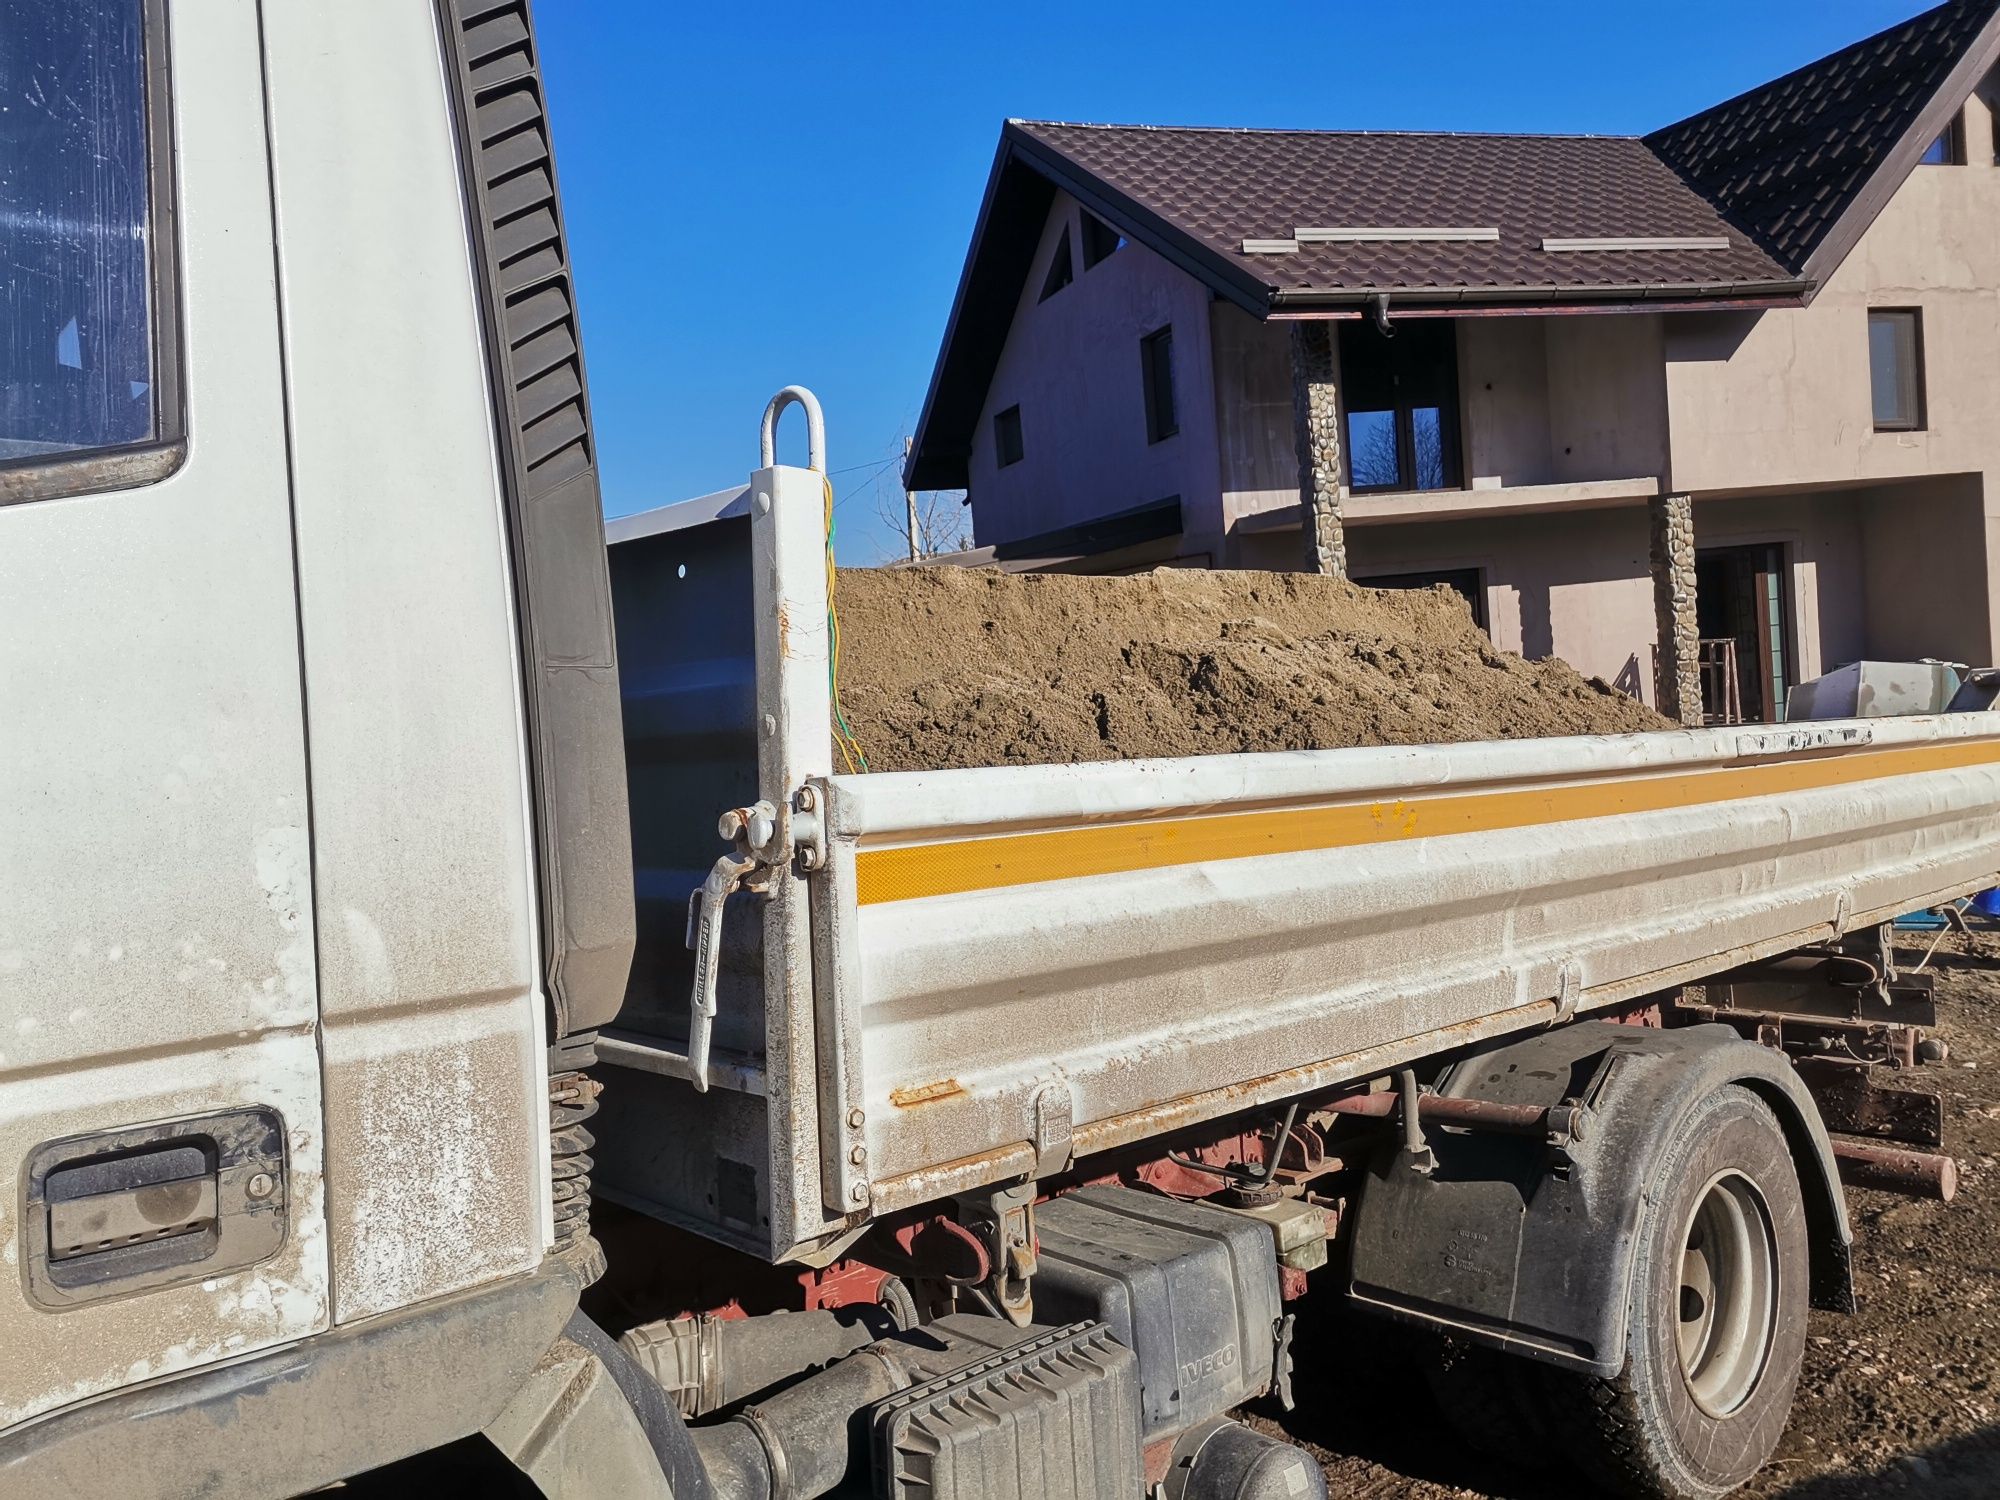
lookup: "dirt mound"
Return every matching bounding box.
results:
[833,566,1671,773]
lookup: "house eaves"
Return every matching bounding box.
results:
[1009,122,1797,308]
[903,135,1056,492]
[1267,279,1811,313]
[1002,128,1273,316]
[905,125,1278,492]
[906,125,1793,491]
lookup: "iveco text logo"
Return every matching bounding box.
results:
[1180,1342,1239,1386]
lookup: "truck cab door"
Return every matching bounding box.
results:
[0,0,329,1429]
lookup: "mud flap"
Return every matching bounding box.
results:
[1343,1021,1853,1376]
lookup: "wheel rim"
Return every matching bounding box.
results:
[1675,1169,1778,1417]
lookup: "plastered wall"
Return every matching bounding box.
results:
[968,191,1224,556]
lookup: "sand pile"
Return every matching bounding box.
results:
[833,566,1671,774]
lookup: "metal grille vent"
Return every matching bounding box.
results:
[441,0,636,1039]
[460,5,591,501]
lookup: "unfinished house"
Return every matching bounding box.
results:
[905,0,2000,723]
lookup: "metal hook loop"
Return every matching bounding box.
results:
[759,385,827,473]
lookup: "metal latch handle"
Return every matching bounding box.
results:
[685,851,757,1093]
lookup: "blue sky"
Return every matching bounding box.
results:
[536,1,1927,563]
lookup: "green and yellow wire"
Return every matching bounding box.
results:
[824,473,868,774]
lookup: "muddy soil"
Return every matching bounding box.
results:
[1251,935,2000,1498]
[834,567,1669,772]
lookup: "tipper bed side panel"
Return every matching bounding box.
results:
[829,718,2000,1213]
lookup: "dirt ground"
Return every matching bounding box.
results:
[1255,934,2000,1498]
[835,566,1669,772]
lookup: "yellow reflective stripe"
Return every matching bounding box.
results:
[853,737,2000,906]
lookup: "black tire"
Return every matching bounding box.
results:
[1423,1337,1552,1469]
[1540,1085,1808,1499]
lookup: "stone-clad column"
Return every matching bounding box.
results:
[1650,492,1703,725]
[1290,322,1347,578]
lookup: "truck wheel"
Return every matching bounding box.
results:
[1541,1084,1807,1499]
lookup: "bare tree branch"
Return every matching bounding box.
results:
[873,432,970,562]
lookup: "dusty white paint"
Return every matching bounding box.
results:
[256,825,314,1011]
[326,1000,537,1314]
[0,1042,330,1429]
[0,0,330,1431]
[338,908,396,1002]
[259,0,549,1322]
[826,715,2000,1193]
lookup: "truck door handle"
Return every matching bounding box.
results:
[22,1107,289,1309]
[46,1143,220,1262]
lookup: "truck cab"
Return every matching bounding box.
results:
[1,0,630,1483]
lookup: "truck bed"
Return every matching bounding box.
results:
[594,463,2000,1261]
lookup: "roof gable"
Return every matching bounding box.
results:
[906,142,1056,491]
[1647,0,2000,278]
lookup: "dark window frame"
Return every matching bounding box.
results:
[1920,112,1966,165]
[1337,319,1464,494]
[993,404,1024,468]
[1140,325,1177,445]
[1038,227,1074,302]
[1868,307,1926,433]
[1693,540,1796,724]
[0,0,186,509]
[1080,211,1123,269]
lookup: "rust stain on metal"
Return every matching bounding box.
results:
[890,1079,966,1108]
[1069,1001,1563,1157]
[873,1142,1038,1213]
[867,1001,1572,1214]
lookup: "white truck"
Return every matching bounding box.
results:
[0,4,1991,1498]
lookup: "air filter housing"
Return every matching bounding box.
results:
[869,1321,1142,1500]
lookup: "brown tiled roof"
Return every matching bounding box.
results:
[907,0,2000,490]
[1014,124,1794,300]
[1649,0,1999,273]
